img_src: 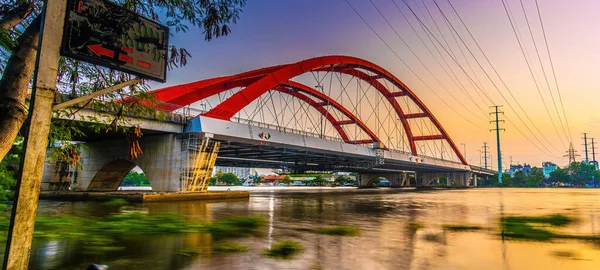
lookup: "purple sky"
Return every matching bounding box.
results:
[156,0,600,168]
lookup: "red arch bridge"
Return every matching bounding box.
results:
[43,56,495,192]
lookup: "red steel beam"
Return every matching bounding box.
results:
[404,113,428,119]
[334,120,355,125]
[413,135,444,141]
[387,91,408,97]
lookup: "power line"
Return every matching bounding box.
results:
[534,0,573,143]
[343,0,486,130]
[393,0,496,106]
[501,0,567,149]
[401,0,492,115]
[517,0,569,146]
[368,0,487,121]
[430,0,561,155]
[397,0,558,157]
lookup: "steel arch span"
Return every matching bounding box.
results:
[151,55,468,165]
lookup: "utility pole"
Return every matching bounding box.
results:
[592,138,597,186]
[482,143,489,169]
[477,149,483,167]
[490,106,504,184]
[3,0,67,268]
[583,133,589,164]
[592,138,597,163]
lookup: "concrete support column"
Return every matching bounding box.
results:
[43,133,183,192]
[473,174,478,187]
[358,173,405,187]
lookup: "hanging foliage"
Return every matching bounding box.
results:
[126,125,143,160]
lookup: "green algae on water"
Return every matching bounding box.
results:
[500,214,577,241]
[213,241,249,253]
[263,240,304,259]
[407,222,424,230]
[104,198,129,206]
[314,225,360,236]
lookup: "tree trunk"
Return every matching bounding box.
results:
[0,2,33,31]
[0,15,40,163]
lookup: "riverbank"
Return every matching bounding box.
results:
[39,190,250,202]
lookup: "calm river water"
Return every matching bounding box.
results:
[15,188,600,269]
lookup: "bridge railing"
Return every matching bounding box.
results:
[156,103,463,163]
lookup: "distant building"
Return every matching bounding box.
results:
[542,162,557,178]
[508,163,532,177]
[212,166,252,179]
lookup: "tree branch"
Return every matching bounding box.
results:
[0,2,34,31]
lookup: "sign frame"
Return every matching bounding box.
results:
[61,0,169,82]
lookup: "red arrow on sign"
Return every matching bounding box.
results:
[88,44,114,58]
[119,54,133,64]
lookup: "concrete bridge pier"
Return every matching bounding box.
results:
[359,172,410,187]
[358,172,408,187]
[416,171,471,187]
[42,133,184,192]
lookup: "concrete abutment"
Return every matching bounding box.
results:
[42,132,224,192]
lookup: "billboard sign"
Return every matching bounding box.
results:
[61,0,169,82]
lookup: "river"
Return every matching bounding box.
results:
[12,188,600,269]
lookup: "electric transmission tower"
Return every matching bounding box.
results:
[564,142,579,165]
[490,106,504,183]
[482,142,489,169]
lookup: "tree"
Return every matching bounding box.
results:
[335,175,349,186]
[313,175,326,186]
[220,172,238,185]
[120,171,149,186]
[569,162,595,186]
[512,171,526,187]
[282,175,292,186]
[253,176,261,184]
[215,168,224,182]
[209,177,217,186]
[0,136,22,200]
[525,167,544,187]
[0,0,247,164]
[549,168,569,184]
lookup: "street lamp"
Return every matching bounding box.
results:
[460,143,467,160]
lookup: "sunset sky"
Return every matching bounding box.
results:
[157,0,600,168]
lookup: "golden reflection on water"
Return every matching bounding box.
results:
[26,188,600,269]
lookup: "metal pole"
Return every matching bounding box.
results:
[491,106,504,184]
[4,0,67,268]
[592,138,596,163]
[583,133,589,164]
[483,142,488,169]
[496,113,502,183]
